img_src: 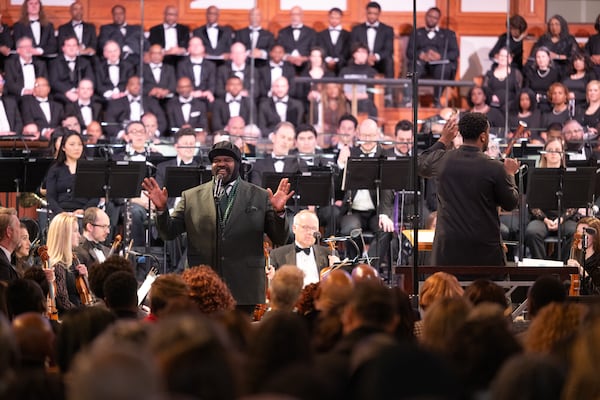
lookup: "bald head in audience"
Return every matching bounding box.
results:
[12,312,55,366]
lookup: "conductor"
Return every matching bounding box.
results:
[418,112,520,266]
[142,141,293,310]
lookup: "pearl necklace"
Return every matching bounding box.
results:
[537,68,550,78]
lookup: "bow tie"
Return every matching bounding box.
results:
[192,62,202,67]
[130,98,140,103]
[275,99,287,105]
[132,151,146,156]
[181,99,192,104]
[295,245,311,255]
[72,22,82,27]
[207,24,218,29]
[66,59,76,64]
[165,24,176,29]
[30,19,39,24]
[329,27,341,32]
[228,99,240,104]
[79,103,90,108]
[90,241,103,250]
[108,63,119,67]
[151,65,162,70]
[38,99,48,104]
[367,24,378,30]
[270,63,283,69]
[22,62,32,66]
[251,27,261,32]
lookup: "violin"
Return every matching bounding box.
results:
[319,237,338,279]
[569,231,583,296]
[73,254,95,305]
[107,234,122,257]
[253,241,272,322]
[37,245,58,321]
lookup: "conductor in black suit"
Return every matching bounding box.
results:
[166,77,209,134]
[406,7,459,105]
[48,36,95,104]
[235,8,276,68]
[350,2,395,78]
[57,1,97,56]
[192,6,233,64]
[4,37,47,98]
[317,8,351,74]
[0,208,21,283]
[277,6,317,71]
[148,5,189,66]
[98,5,146,63]
[257,76,304,135]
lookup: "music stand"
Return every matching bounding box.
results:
[164,166,212,196]
[74,160,146,202]
[23,158,54,192]
[528,167,597,260]
[262,172,296,207]
[293,172,332,207]
[0,158,24,207]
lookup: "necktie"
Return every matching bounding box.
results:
[295,245,310,255]
[218,189,229,216]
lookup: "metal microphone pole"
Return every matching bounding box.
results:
[410,0,420,297]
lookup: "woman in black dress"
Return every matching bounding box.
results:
[523,47,562,113]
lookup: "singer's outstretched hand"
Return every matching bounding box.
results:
[142,177,168,211]
[268,178,294,213]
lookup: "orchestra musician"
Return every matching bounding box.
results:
[142,140,293,313]
[74,207,111,268]
[418,112,520,266]
[567,217,600,294]
[45,212,87,313]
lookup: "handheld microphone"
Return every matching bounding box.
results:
[213,173,224,200]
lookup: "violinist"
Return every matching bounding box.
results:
[268,210,338,287]
[45,212,87,313]
[74,207,111,268]
[524,138,579,260]
[567,217,600,294]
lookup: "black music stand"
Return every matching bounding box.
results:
[164,166,212,196]
[74,160,146,201]
[0,158,24,207]
[262,172,296,208]
[528,167,597,260]
[23,158,54,192]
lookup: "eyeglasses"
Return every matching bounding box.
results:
[92,224,110,230]
[296,224,318,231]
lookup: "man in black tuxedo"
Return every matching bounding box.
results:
[143,44,177,100]
[176,37,216,105]
[317,8,351,74]
[215,42,259,99]
[104,75,166,139]
[250,121,308,186]
[406,7,459,105]
[0,208,21,282]
[64,79,103,130]
[148,5,189,66]
[98,5,146,63]
[12,3,58,58]
[277,6,317,71]
[0,74,23,136]
[192,5,233,65]
[339,118,395,268]
[257,76,304,135]
[257,44,296,100]
[48,36,95,104]
[95,40,136,101]
[4,37,47,98]
[20,77,64,138]
[0,17,12,72]
[57,1,97,56]
[269,210,334,287]
[235,7,275,68]
[74,207,111,268]
[166,77,209,134]
[349,1,395,78]
[211,76,254,131]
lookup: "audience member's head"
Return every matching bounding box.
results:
[419,271,464,312]
[148,274,188,318]
[11,312,54,366]
[88,255,134,300]
[182,265,236,314]
[6,279,46,319]
[314,268,354,314]
[527,275,567,318]
[270,265,305,312]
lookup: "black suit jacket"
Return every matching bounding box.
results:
[250,155,308,187]
[142,63,177,95]
[176,57,217,93]
[215,61,260,99]
[98,23,146,61]
[350,22,395,77]
[0,250,18,282]
[4,55,48,97]
[257,97,304,135]
[57,20,97,52]
[48,56,95,100]
[406,27,459,70]
[104,95,167,138]
[149,24,190,49]
[192,25,233,57]
[12,21,58,56]
[270,243,331,272]
[257,62,297,99]
[277,26,317,57]
[64,99,103,128]
[210,96,255,131]
[316,28,351,72]
[74,238,110,269]
[0,95,24,134]
[20,95,64,131]
[165,97,209,133]
[235,27,275,59]
[95,58,137,98]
